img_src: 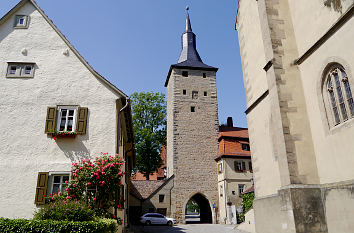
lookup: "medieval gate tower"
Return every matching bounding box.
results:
[165,8,219,223]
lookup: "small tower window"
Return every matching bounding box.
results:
[203,73,206,78]
[192,91,198,99]
[182,71,189,77]
[191,106,195,112]
[204,91,207,96]
[183,89,187,95]
[14,15,29,28]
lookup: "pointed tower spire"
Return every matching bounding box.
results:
[178,7,203,64]
[165,6,218,87]
[185,6,192,32]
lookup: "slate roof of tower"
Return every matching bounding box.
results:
[165,9,218,87]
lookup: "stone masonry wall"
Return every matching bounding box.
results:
[166,68,219,223]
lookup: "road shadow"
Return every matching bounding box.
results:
[131,225,187,233]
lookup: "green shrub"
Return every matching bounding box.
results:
[241,192,255,213]
[34,199,95,222]
[0,218,116,233]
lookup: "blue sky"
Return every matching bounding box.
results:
[1,0,247,127]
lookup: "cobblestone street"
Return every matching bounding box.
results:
[131,224,248,233]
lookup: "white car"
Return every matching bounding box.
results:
[140,213,176,226]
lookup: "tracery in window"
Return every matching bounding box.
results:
[325,65,353,126]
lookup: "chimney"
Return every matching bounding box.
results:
[227,117,233,127]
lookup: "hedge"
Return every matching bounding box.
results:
[0,218,117,233]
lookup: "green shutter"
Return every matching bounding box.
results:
[45,107,56,133]
[242,161,246,171]
[34,172,49,205]
[76,107,88,135]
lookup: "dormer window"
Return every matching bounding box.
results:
[14,15,29,28]
[241,143,250,151]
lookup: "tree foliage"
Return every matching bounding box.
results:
[242,192,255,213]
[131,92,166,180]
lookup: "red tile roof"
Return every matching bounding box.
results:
[130,180,165,199]
[218,126,249,139]
[130,175,174,200]
[216,126,250,161]
[241,185,254,195]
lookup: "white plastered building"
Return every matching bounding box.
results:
[0,1,135,230]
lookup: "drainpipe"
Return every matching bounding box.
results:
[117,97,130,154]
[116,97,130,226]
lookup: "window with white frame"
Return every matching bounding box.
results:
[57,106,77,132]
[6,63,35,78]
[14,15,29,28]
[50,175,69,194]
[324,64,354,126]
[238,184,245,195]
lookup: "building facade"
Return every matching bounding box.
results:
[129,176,174,224]
[216,118,253,224]
[165,10,219,223]
[0,1,134,231]
[236,0,354,232]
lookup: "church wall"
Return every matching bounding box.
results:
[237,0,282,199]
[288,0,354,56]
[324,182,354,233]
[237,0,354,232]
[247,97,282,197]
[237,0,268,108]
[297,14,354,184]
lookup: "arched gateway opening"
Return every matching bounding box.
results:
[185,193,212,224]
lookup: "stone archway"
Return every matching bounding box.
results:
[185,193,212,223]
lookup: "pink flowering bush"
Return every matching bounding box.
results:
[66,153,126,219]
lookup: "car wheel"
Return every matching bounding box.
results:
[145,220,151,226]
[167,221,173,226]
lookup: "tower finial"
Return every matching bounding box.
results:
[185,6,192,32]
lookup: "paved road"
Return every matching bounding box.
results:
[131,224,248,233]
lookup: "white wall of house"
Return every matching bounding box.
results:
[0,2,123,219]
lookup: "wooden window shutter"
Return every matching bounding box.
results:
[234,161,237,171]
[34,172,49,205]
[249,161,253,173]
[45,107,57,133]
[242,161,246,171]
[76,107,88,135]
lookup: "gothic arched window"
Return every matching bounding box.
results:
[324,64,354,126]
